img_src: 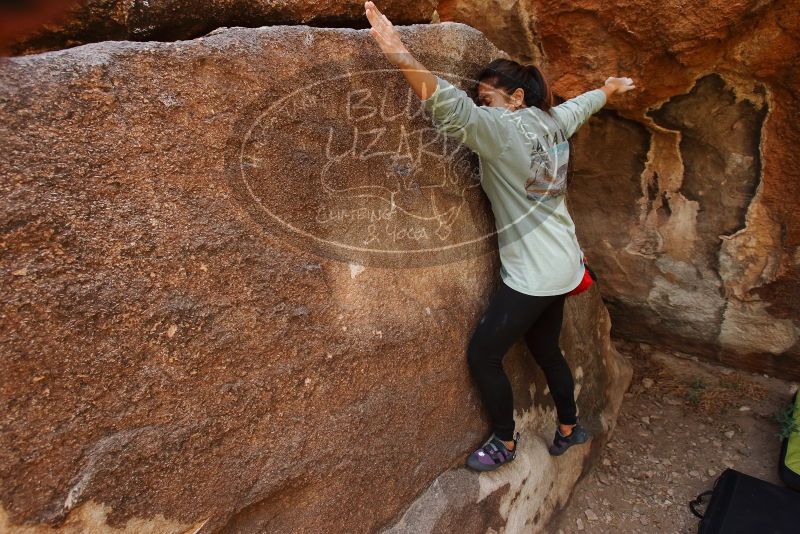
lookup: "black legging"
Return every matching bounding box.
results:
[466,279,578,441]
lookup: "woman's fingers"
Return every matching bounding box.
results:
[364,1,411,65]
[367,15,389,44]
[365,2,403,50]
[623,77,636,92]
[370,27,387,47]
[365,2,389,31]
[365,3,387,42]
[365,3,380,28]
[602,76,637,94]
[365,3,379,27]
[367,1,386,20]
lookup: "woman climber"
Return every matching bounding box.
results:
[364,1,636,471]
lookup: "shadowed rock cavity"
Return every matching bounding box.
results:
[567,110,655,341]
[649,74,765,268]
[570,73,790,375]
[643,74,766,353]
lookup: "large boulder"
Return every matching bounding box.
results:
[441,0,800,379]
[0,23,629,533]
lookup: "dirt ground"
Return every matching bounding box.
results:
[550,337,799,533]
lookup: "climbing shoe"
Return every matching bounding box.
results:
[548,422,589,456]
[466,431,520,472]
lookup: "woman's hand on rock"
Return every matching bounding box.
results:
[364,1,437,100]
[604,76,636,94]
[365,1,413,67]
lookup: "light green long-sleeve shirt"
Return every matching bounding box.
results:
[422,75,607,296]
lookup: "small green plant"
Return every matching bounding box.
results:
[773,402,799,440]
[718,377,741,390]
[686,377,707,406]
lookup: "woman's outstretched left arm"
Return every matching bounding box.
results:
[549,77,636,139]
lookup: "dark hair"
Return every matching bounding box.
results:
[476,58,554,111]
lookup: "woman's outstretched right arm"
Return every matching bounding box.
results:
[365,1,511,160]
[365,1,436,99]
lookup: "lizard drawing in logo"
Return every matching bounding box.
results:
[525,130,570,202]
[319,121,480,241]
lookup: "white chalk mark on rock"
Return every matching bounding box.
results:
[349,262,365,279]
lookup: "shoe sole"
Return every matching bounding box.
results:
[466,454,516,472]
[548,432,588,456]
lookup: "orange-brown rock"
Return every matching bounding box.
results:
[7,0,795,379]
[4,0,438,56]
[440,0,800,379]
[0,23,629,533]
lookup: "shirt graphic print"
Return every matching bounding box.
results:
[524,128,569,202]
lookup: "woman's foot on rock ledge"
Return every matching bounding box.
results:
[549,422,589,455]
[466,432,520,471]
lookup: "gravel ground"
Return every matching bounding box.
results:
[550,338,799,533]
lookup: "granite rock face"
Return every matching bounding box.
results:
[440,0,800,379]
[0,23,630,533]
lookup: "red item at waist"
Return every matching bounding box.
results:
[566,265,594,296]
